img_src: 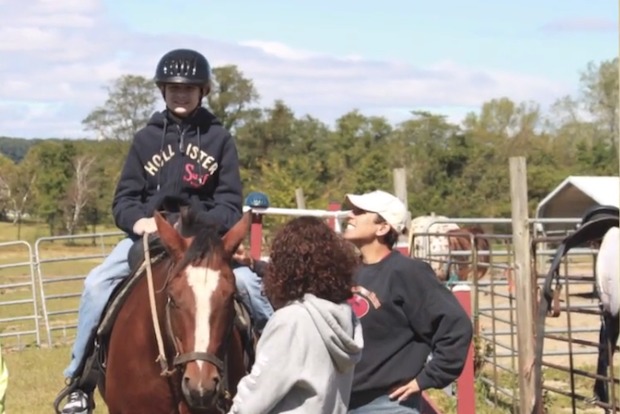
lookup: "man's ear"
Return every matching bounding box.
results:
[375,221,392,237]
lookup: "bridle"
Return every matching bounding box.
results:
[164,291,235,412]
[143,234,235,412]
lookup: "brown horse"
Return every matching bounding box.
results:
[442,226,490,282]
[102,208,251,414]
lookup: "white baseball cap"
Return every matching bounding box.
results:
[345,190,408,233]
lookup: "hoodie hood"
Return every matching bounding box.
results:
[147,106,221,129]
[300,293,364,373]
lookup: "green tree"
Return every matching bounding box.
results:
[580,58,619,151]
[207,65,260,131]
[82,74,158,141]
[0,154,37,239]
[26,142,77,235]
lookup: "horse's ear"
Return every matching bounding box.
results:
[155,211,188,262]
[221,211,252,258]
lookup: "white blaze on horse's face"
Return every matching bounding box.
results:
[186,265,220,371]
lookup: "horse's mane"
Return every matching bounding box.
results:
[157,195,223,270]
[178,208,222,270]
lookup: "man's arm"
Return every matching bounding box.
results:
[112,141,148,236]
[252,259,269,278]
[397,261,473,391]
[197,134,243,233]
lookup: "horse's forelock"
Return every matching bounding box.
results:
[175,223,225,272]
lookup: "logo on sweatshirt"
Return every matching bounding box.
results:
[183,163,210,187]
[349,286,381,319]
[143,143,220,179]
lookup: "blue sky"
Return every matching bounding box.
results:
[107,0,617,80]
[0,0,616,138]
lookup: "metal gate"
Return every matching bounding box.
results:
[0,240,39,349]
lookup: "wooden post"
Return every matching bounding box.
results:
[295,188,306,209]
[393,168,411,243]
[509,157,536,413]
[393,168,408,205]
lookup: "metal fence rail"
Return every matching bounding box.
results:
[0,240,39,349]
[409,217,616,412]
[34,231,124,346]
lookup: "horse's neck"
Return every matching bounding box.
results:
[127,260,171,335]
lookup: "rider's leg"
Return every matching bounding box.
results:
[233,265,274,332]
[63,237,134,380]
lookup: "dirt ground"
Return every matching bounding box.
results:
[472,257,616,385]
[476,260,606,369]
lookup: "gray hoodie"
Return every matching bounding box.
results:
[228,293,364,414]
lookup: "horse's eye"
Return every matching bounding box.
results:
[169,297,179,309]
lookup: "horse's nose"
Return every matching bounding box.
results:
[182,368,220,406]
[183,372,220,392]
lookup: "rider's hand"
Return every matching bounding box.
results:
[132,217,158,236]
[232,244,253,268]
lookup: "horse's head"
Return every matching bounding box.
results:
[153,207,250,409]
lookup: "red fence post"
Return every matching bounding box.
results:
[452,284,476,414]
[327,202,340,230]
[249,211,263,259]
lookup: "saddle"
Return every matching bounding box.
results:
[533,205,620,412]
[53,236,257,414]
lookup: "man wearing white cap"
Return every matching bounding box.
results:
[343,190,473,413]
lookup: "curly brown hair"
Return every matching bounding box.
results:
[264,216,360,309]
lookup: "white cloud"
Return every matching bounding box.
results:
[0,0,574,138]
[239,40,323,61]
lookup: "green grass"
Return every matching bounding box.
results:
[425,364,620,413]
[5,343,617,414]
[3,345,107,414]
[0,221,121,413]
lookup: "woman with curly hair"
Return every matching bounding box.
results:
[228,216,364,414]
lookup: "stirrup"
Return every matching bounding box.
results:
[53,380,79,414]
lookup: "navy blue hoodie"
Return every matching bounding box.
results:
[348,251,472,408]
[112,107,243,238]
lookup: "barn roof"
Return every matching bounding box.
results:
[535,176,619,231]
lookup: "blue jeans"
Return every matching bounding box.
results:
[233,265,274,332]
[64,238,274,379]
[348,395,421,414]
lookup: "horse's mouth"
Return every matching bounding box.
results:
[181,380,220,410]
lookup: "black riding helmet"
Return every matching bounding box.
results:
[154,48,211,88]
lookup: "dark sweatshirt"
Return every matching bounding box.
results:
[348,251,473,408]
[112,107,243,238]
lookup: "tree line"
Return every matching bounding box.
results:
[0,58,617,239]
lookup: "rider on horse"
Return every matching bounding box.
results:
[59,48,269,414]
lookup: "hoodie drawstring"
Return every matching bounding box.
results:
[157,117,168,192]
[197,126,202,181]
